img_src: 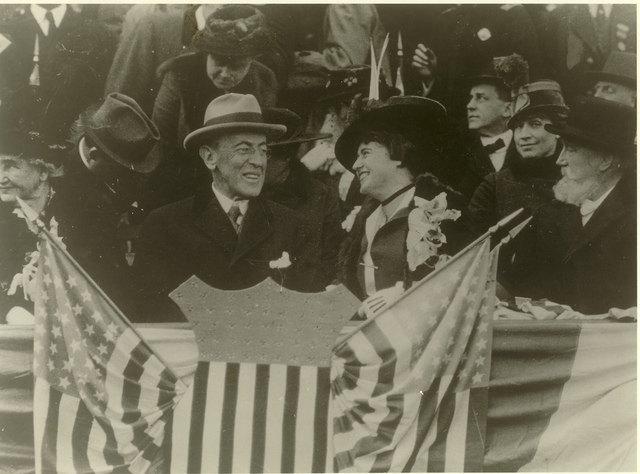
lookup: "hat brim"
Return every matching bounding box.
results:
[545,123,635,152]
[184,123,287,152]
[508,104,569,129]
[81,107,161,174]
[270,132,333,148]
[335,101,453,170]
[582,71,636,89]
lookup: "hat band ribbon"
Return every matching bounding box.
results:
[204,112,265,127]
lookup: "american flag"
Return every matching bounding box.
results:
[32,231,187,473]
[331,238,497,472]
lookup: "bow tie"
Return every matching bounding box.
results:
[483,138,505,155]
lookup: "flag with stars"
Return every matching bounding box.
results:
[331,238,497,472]
[32,231,187,473]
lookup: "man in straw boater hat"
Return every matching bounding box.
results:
[131,94,318,322]
[504,96,636,315]
[335,95,471,302]
[584,51,636,108]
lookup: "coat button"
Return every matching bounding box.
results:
[586,57,594,64]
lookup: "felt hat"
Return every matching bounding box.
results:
[508,80,569,129]
[467,54,529,93]
[183,94,286,152]
[0,126,65,175]
[545,96,636,153]
[262,108,332,147]
[334,96,455,172]
[584,51,636,89]
[82,93,161,173]
[191,5,271,58]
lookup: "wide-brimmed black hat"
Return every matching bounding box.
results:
[263,108,332,147]
[0,126,65,175]
[584,51,636,89]
[508,80,569,129]
[191,5,271,58]
[545,96,636,153]
[335,96,454,171]
[82,93,161,173]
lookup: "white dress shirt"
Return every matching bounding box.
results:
[30,4,67,36]
[480,130,513,172]
[212,184,248,225]
[580,184,615,226]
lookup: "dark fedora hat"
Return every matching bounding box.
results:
[467,54,529,93]
[263,108,332,147]
[335,95,454,171]
[184,94,286,152]
[508,80,569,129]
[191,5,271,58]
[584,51,636,89]
[545,96,636,153]
[82,93,160,173]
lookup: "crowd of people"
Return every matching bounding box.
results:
[0,4,636,324]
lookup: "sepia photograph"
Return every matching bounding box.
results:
[0,2,636,472]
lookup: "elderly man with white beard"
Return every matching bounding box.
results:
[502,96,636,315]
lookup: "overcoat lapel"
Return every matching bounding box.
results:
[230,198,274,266]
[565,183,627,262]
[569,6,599,58]
[193,191,238,258]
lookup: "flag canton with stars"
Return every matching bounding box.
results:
[34,239,122,406]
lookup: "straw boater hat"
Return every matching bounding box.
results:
[508,80,569,129]
[183,94,286,152]
[545,96,636,153]
[81,93,161,173]
[191,5,272,58]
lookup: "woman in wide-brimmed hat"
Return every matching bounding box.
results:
[335,96,471,302]
[466,80,569,236]
[149,5,278,207]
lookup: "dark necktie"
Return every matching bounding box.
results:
[595,5,608,54]
[228,202,242,234]
[483,138,505,155]
[45,10,57,37]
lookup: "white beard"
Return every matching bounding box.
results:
[553,175,600,206]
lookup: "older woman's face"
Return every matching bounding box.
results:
[206,54,253,91]
[513,114,558,159]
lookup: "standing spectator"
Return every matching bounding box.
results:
[540,4,636,100]
[466,80,568,236]
[148,5,278,208]
[458,57,527,200]
[584,51,636,107]
[262,108,342,289]
[505,96,636,314]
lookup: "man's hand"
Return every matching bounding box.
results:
[411,44,438,81]
[300,142,335,172]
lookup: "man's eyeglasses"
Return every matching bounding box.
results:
[220,146,271,159]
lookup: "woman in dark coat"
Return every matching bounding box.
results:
[148,5,278,208]
[466,80,569,236]
[335,96,470,301]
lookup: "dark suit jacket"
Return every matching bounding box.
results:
[540,4,636,98]
[131,187,316,322]
[458,131,519,202]
[504,174,637,314]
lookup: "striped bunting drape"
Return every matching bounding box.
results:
[169,361,333,473]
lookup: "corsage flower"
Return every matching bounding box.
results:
[406,192,460,271]
[269,251,291,269]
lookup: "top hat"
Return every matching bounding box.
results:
[508,80,569,129]
[191,5,271,58]
[82,93,161,174]
[183,94,286,152]
[262,108,332,148]
[335,96,454,171]
[584,52,636,89]
[545,96,636,153]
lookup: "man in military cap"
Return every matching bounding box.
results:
[505,96,636,314]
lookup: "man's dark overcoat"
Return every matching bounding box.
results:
[131,186,317,322]
[504,173,636,314]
